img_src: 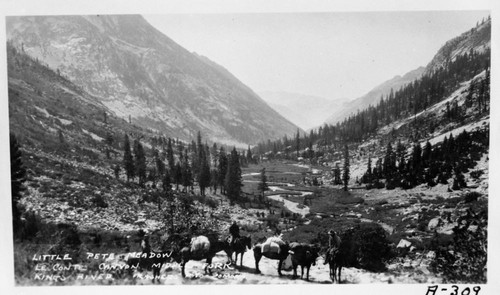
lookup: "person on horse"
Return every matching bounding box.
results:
[229,221,240,246]
[324,229,341,264]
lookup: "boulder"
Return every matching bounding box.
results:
[397,239,412,249]
[428,217,441,231]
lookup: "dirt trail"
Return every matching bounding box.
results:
[130,249,441,285]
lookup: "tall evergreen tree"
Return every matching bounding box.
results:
[218,147,228,195]
[422,141,433,167]
[364,155,372,184]
[225,147,242,204]
[104,132,114,159]
[257,167,269,203]
[182,150,193,192]
[134,139,147,186]
[333,163,342,185]
[166,138,175,172]
[174,162,182,191]
[10,133,26,232]
[383,142,396,177]
[198,147,211,196]
[246,146,253,164]
[123,134,135,182]
[342,144,350,191]
[210,169,219,194]
[396,140,406,173]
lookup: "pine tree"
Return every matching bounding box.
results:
[333,163,342,185]
[364,155,372,184]
[123,134,135,182]
[342,144,350,191]
[422,141,432,167]
[383,142,396,178]
[218,147,228,195]
[162,169,172,193]
[10,133,26,233]
[257,167,269,203]
[211,143,219,167]
[105,133,114,159]
[225,147,242,204]
[396,140,406,173]
[166,138,175,172]
[182,150,193,192]
[133,139,147,186]
[174,162,182,191]
[210,169,219,193]
[198,147,211,196]
[246,146,253,165]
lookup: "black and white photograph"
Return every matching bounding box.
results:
[1,0,499,294]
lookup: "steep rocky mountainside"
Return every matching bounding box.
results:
[425,18,491,74]
[258,91,348,130]
[325,67,425,125]
[325,18,491,127]
[6,15,299,146]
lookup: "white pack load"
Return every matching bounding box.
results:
[190,235,210,254]
[261,235,285,255]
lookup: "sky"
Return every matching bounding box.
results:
[144,11,489,101]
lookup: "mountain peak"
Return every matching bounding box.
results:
[7,15,299,145]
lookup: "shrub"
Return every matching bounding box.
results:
[340,223,392,272]
[470,170,484,180]
[430,208,487,283]
[92,194,108,208]
[464,191,481,203]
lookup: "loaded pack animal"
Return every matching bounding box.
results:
[172,235,231,277]
[288,242,319,281]
[253,236,290,276]
[227,235,252,267]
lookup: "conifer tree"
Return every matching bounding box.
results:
[383,142,396,177]
[105,133,114,159]
[210,169,219,193]
[246,146,253,164]
[218,147,228,195]
[198,147,211,196]
[123,134,135,182]
[364,156,372,184]
[396,140,406,173]
[182,150,192,192]
[174,162,182,191]
[342,144,350,191]
[422,141,432,167]
[166,138,175,172]
[10,133,26,232]
[257,167,269,203]
[162,169,172,193]
[333,163,342,185]
[134,139,147,186]
[225,147,242,204]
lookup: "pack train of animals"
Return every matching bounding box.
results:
[126,225,342,283]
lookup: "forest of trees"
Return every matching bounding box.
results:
[121,131,245,204]
[255,47,490,158]
[361,128,489,190]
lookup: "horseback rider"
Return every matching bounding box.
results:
[324,229,341,264]
[229,221,240,246]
